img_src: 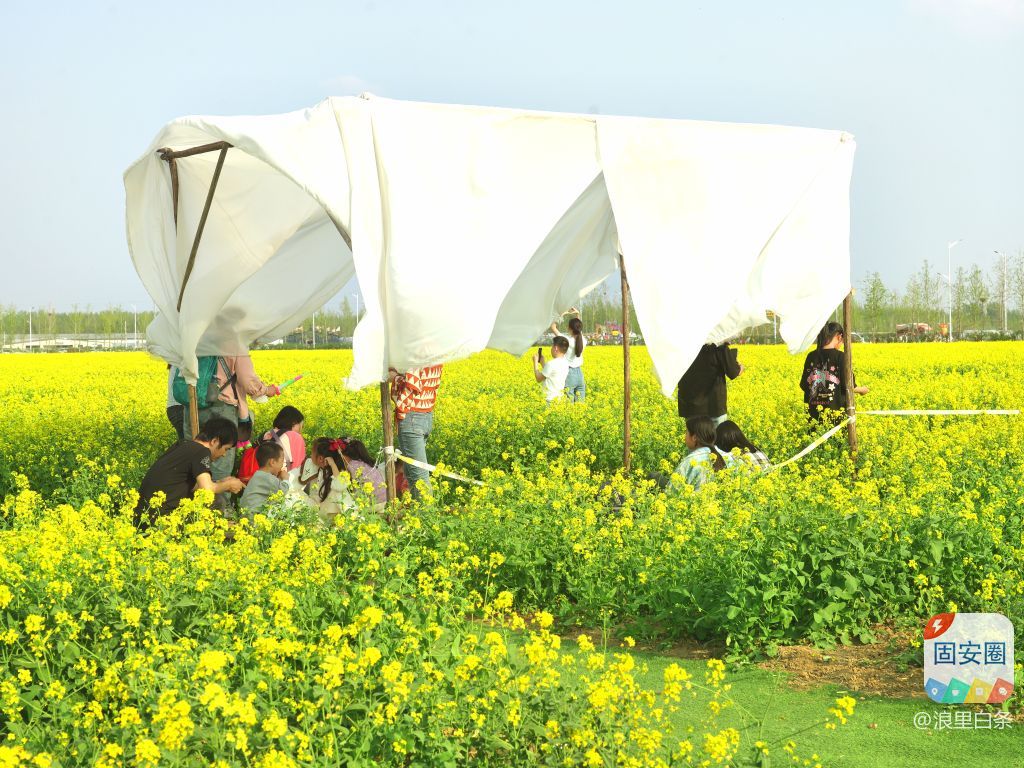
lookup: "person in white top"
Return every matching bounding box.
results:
[550,307,586,402]
[532,336,570,403]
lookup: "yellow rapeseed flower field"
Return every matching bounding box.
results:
[0,343,1021,764]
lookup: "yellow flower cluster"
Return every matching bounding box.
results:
[2,342,1019,762]
[0,488,857,765]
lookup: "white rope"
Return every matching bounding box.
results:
[382,445,485,486]
[860,409,1019,416]
[767,416,853,472]
[371,409,1018,490]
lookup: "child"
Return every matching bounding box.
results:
[239,441,290,518]
[715,420,771,470]
[550,307,586,402]
[262,405,306,471]
[305,437,359,524]
[336,436,387,510]
[671,416,731,491]
[532,335,570,403]
[800,322,870,424]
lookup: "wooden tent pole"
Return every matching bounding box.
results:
[176,145,229,311]
[188,384,200,437]
[160,149,199,436]
[381,382,397,502]
[842,292,858,461]
[158,141,234,436]
[621,254,632,473]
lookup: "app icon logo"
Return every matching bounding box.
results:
[923,613,1014,704]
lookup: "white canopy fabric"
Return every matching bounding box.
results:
[125,95,855,396]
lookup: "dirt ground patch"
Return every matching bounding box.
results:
[568,624,926,699]
[757,626,924,699]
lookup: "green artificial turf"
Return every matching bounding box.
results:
[630,652,1022,768]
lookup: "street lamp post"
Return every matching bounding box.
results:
[28,306,33,352]
[312,310,317,349]
[131,304,138,348]
[994,251,1008,332]
[946,239,962,341]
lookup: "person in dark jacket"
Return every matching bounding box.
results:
[800,322,869,423]
[677,343,744,426]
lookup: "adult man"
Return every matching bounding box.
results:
[388,364,443,500]
[134,417,244,530]
[182,354,278,509]
[533,336,570,403]
[677,343,744,426]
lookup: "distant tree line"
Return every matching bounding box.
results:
[855,250,1024,337]
[3,251,1022,345]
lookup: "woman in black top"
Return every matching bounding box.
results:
[800,322,869,423]
[677,343,744,425]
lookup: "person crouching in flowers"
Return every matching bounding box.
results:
[715,419,771,470]
[335,436,387,512]
[134,416,244,530]
[670,416,731,491]
[304,437,359,525]
[238,441,290,520]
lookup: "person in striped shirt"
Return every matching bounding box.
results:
[715,420,772,471]
[388,364,443,499]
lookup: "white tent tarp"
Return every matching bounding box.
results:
[125,95,855,396]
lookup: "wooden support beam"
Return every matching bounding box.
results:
[175,144,229,311]
[188,383,200,438]
[158,141,233,161]
[381,382,397,502]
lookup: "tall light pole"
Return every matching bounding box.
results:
[131,304,138,348]
[352,293,361,321]
[994,250,1008,332]
[946,239,962,341]
[28,306,33,352]
[312,310,317,349]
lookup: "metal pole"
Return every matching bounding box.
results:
[842,293,858,461]
[28,307,32,352]
[995,251,1008,332]
[380,382,397,502]
[312,311,317,349]
[947,239,961,341]
[620,254,632,473]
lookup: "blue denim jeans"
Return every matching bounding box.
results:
[397,411,433,499]
[565,366,586,402]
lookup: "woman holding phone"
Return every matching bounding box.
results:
[550,307,586,402]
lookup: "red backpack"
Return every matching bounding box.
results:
[238,429,283,483]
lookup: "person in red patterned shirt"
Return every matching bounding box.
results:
[387,364,443,499]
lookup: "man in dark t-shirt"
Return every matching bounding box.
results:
[677,343,744,425]
[134,417,244,529]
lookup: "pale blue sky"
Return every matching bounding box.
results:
[1,0,1021,310]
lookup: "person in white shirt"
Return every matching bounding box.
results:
[550,307,586,402]
[532,336,570,403]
